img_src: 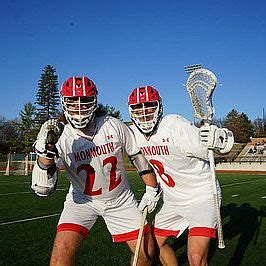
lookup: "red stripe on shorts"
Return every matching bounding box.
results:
[57,223,89,237]
[112,224,150,242]
[189,227,216,238]
[152,227,180,237]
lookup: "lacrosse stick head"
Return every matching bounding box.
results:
[186,68,217,124]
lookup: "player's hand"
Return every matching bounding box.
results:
[138,185,161,213]
[200,125,234,154]
[34,119,64,159]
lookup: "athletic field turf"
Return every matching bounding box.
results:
[0,171,265,265]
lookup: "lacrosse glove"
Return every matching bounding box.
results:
[31,161,58,197]
[138,185,161,213]
[200,125,234,154]
[34,119,64,159]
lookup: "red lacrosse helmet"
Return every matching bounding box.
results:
[61,76,98,128]
[128,86,163,134]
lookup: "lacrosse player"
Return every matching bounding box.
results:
[31,77,161,266]
[128,86,234,266]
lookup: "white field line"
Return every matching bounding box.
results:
[0,191,32,196]
[0,179,265,226]
[0,181,29,185]
[221,179,263,188]
[0,213,60,226]
[0,188,67,196]
[0,180,260,196]
[0,181,64,185]
[137,180,263,190]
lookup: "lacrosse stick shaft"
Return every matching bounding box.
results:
[208,150,225,249]
[133,206,148,266]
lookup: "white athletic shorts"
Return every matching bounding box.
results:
[57,188,149,242]
[153,194,217,239]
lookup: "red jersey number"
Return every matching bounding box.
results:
[149,159,175,187]
[103,156,122,191]
[78,156,121,196]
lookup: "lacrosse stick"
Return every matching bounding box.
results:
[133,206,148,266]
[186,68,225,249]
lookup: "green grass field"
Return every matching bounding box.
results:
[0,171,265,266]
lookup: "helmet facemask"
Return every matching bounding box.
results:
[128,86,163,135]
[62,96,97,129]
[129,100,162,134]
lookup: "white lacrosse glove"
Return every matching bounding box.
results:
[200,125,234,154]
[34,119,64,159]
[138,185,161,213]
[31,161,58,197]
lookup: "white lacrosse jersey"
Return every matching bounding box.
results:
[56,115,139,201]
[130,114,214,203]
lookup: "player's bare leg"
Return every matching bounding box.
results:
[50,231,84,266]
[187,236,210,266]
[126,232,154,266]
[154,235,178,266]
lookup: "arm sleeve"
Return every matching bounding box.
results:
[129,152,154,175]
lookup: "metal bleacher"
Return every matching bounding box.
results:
[214,142,266,163]
[236,143,266,163]
[214,143,246,163]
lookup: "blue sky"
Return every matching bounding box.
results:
[1,0,265,122]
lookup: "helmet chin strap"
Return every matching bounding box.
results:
[65,109,96,128]
[80,113,96,132]
[79,117,98,140]
[68,113,98,140]
[135,115,162,140]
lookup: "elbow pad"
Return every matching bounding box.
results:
[129,152,154,176]
[31,160,58,197]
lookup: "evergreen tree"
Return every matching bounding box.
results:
[224,109,253,143]
[239,112,254,142]
[0,118,20,153]
[224,109,239,134]
[17,102,38,153]
[97,103,122,120]
[35,65,60,125]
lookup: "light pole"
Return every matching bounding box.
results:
[184,64,202,74]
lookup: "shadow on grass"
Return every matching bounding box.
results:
[167,204,266,266]
[209,203,266,266]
